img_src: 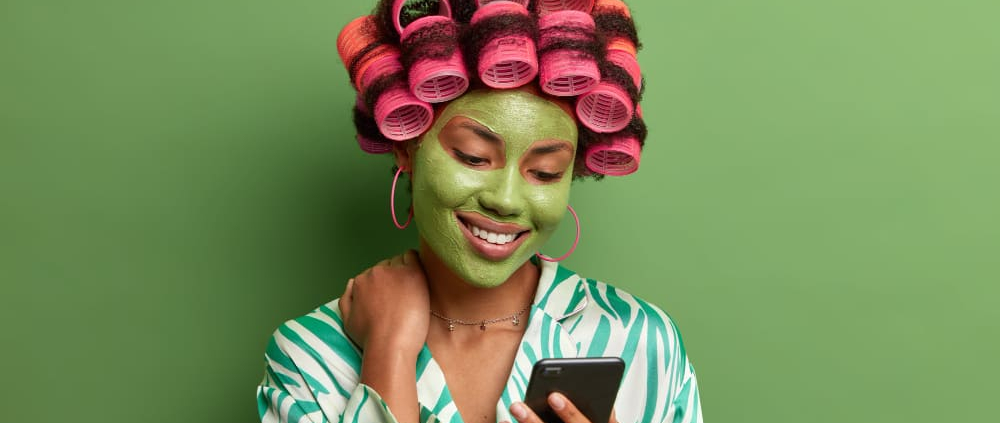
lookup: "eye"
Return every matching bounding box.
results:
[453,149,490,167]
[531,170,564,182]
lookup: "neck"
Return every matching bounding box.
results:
[418,238,538,323]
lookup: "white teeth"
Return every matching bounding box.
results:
[468,224,518,245]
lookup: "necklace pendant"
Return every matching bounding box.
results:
[512,316,519,326]
[448,322,455,332]
[480,321,487,331]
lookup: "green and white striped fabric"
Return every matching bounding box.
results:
[258,260,703,423]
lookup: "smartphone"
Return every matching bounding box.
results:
[523,357,625,423]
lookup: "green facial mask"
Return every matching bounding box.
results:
[410,89,578,288]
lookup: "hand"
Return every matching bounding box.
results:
[338,250,430,356]
[505,393,619,423]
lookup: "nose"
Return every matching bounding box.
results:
[478,166,526,217]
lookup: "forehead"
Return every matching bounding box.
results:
[430,89,579,151]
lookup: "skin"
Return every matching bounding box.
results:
[339,89,617,423]
[408,89,578,288]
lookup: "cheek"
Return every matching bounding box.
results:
[413,146,486,209]
[528,183,572,230]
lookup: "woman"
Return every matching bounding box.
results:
[258,1,702,422]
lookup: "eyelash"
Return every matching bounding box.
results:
[453,149,564,182]
[532,170,563,182]
[453,149,488,166]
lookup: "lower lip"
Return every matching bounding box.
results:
[457,219,529,261]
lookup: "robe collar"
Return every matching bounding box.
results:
[415,260,590,423]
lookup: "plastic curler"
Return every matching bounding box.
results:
[593,0,631,17]
[361,54,434,141]
[538,10,600,96]
[352,45,399,92]
[606,37,637,56]
[355,96,394,154]
[470,1,539,88]
[606,48,641,90]
[576,82,633,133]
[357,134,395,154]
[400,15,470,103]
[584,134,641,176]
[393,0,453,35]
[338,16,385,91]
[477,0,530,7]
[537,0,595,15]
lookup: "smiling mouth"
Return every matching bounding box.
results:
[456,213,531,261]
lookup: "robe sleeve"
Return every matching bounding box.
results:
[256,316,401,423]
[665,359,703,423]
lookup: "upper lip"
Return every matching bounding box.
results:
[455,211,530,235]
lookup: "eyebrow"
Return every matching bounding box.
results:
[457,121,503,146]
[528,142,573,155]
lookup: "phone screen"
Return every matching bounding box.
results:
[523,357,624,423]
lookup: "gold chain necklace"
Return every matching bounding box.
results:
[430,304,532,331]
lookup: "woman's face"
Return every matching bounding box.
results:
[409,89,578,288]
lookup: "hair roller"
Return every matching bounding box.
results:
[476,0,530,7]
[537,10,601,96]
[397,1,470,103]
[575,77,634,133]
[338,16,390,91]
[536,0,595,15]
[354,96,395,154]
[469,1,539,88]
[584,133,641,176]
[603,24,640,89]
[606,48,641,89]
[592,0,630,17]
[393,0,453,34]
[360,52,434,141]
[592,0,640,51]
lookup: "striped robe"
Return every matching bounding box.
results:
[258,260,703,423]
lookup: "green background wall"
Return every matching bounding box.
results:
[2,1,997,422]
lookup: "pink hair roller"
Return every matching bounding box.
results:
[606,48,641,90]
[584,134,641,176]
[576,82,633,133]
[354,96,394,154]
[400,15,470,103]
[393,0,453,35]
[360,54,434,141]
[471,1,539,88]
[477,0,530,7]
[357,134,395,154]
[538,10,600,96]
[593,0,631,17]
[537,0,595,15]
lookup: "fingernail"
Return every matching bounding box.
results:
[510,403,527,419]
[549,393,565,410]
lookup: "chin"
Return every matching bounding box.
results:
[452,254,530,289]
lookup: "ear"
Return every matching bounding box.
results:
[392,140,415,173]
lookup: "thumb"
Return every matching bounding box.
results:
[339,278,354,319]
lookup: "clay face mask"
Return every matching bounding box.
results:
[410,89,578,288]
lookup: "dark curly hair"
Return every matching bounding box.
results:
[345,0,646,178]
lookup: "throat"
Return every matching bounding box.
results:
[418,237,540,320]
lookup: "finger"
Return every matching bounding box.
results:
[360,265,374,278]
[549,392,590,423]
[389,253,405,267]
[339,278,354,318]
[405,249,423,269]
[509,402,544,423]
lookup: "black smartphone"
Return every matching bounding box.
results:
[523,357,625,423]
